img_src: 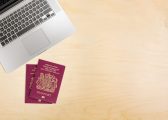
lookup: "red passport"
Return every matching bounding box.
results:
[29,59,65,103]
[25,64,47,104]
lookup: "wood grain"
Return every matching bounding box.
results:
[1,0,168,119]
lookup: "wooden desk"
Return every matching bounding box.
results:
[1,0,168,119]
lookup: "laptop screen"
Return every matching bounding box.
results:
[0,0,23,14]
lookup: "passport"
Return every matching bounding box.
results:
[29,59,65,103]
[25,64,48,104]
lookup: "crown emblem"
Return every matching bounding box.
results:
[36,73,58,93]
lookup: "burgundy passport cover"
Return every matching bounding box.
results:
[25,64,47,104]
[29,59,65,103]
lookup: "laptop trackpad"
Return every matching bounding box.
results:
[22,29,50,55]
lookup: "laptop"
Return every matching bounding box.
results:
[0,0,75,72]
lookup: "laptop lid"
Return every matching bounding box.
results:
[0,0,23,15]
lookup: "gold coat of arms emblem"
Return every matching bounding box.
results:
[36,73,58,93]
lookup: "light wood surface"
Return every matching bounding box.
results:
[1,0,168,119]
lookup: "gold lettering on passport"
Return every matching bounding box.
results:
[36,73,58,93]
[29,77,34,89]
[36,91,51,97]
[41,64,60,74]
[29,67,36,89]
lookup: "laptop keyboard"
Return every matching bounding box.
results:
[0,0,55,47]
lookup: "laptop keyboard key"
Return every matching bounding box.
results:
[8,37,13,42]
[5,40,9,44]
[0,33,3,37]
[12,35,17,39]
[1,42,5,46]
[0,35,7,42]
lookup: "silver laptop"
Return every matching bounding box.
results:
[0,0,75,72]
